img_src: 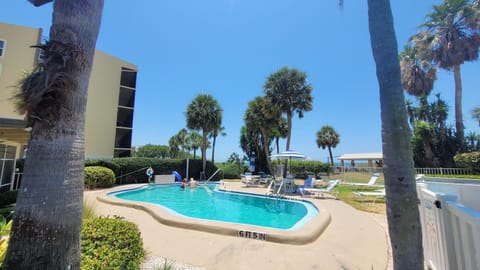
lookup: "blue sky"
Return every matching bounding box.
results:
[3,0,479,162]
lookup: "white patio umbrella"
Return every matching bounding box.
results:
[270,150,306,160]
[269,150,306,193]
[270,150,306,177]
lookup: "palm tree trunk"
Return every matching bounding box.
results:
[283,112,293,177]
[4,1,103,269]
[328,146,334,167]
[211,135,216,163]
[367,0,424,269]
[261,128,274,175]
[453,64,464,149]
[201,132,207,174]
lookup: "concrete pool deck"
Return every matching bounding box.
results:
[85,182,392,270]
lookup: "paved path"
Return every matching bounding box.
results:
[85,182,392,270]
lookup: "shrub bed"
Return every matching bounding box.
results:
[111,158,220,184]
[81,217,144,270]
[84,166,115,189]
[454,151,480,174]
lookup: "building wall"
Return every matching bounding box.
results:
[0,23,41,120]
[0,22,137,160]
[85,51,137,158]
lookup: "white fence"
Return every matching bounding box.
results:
[417,178,480,270]
[415,167,471,176]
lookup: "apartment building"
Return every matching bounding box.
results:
[0,22,138,190]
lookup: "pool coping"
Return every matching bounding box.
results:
[96,184,332,245]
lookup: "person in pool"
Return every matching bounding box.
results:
[181,179,187,189]
[189,177,196,188]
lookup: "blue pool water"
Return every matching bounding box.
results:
[111,184,318,230]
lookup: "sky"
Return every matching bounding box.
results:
[3,0,479,163]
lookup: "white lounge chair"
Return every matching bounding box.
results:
[241,173,258,187]
[299,180,340,199]
[346,173,383,189]
[353,189,386,203]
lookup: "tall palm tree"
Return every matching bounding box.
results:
[244,96,281,174]
[209,125,226,163]
[358,0,424,268]
[176,128,189,158]
[411,0,480,148]
[271,117,288,154]
[168,135,180,158]
[186,94,222,173]
[264,66,313,176]
[188,131,202,159]
[4,1,104,268]
[316,125,340,167]
[264,66,313,152]
[472,106,480,126]
[399,45,437,98]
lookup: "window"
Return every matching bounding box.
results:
[0,40,5,57]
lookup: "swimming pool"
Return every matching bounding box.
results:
[110,184,319,230]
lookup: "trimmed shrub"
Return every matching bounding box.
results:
[84,166,115,189]
[288,160,332,178]
[216,162,245,179]
[81,217,144,270]
[112,157,220,184]
[454,151,480,174]
[85,159,121,176]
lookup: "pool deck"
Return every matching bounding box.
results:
[85,182,392,270]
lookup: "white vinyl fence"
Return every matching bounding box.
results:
[416,178,480,270]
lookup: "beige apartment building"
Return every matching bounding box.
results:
[0,22,138,190]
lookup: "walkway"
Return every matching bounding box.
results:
[84,181,391,270]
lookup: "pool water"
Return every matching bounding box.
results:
[111,184,318,230]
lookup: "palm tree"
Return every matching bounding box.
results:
[188,131,202,159]
[264,67,313,152]
[271,117,288,154]
[244,96,281,174]
[175,128,189,158]
[186,94,222,173]
[411,0,480,148]
[316,125,340,167]
[264,66,313,176]
[209,125,226,163]
[168,135,180,158]
[472,106,480,126]
[353,0,424,268]
[399,45,437,97]
[4,0,104,268]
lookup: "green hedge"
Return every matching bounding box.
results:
[85,159,120,176]
[81,217,144,270]
[288,160,332,178]
[454,151,480,174]
[84,166,115,189]
[112,158,220,184]
[213,162,246,179]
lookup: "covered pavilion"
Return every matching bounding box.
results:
[337,153,383,168]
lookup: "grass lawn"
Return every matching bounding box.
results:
[336,185,386,215]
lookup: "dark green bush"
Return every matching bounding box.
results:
[215,162,246,179]
[0,190,18,208]
[112,157,220,184]
[454,151,480,174]
[288,160,332,178]
[84,166,115,189]
[81,217,144,270]
[85,159,121,176]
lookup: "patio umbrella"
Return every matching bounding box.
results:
[270,150,306,160]
[270,150,306,177]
